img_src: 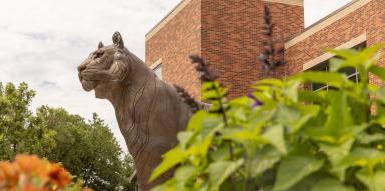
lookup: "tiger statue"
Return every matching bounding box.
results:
[77,32,193,190]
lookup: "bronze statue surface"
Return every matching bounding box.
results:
[77,32,192,190]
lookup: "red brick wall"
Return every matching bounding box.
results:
[146,0,304,98]
[201,0,304,98]
[285,0,385,86]
[145,0,202,97]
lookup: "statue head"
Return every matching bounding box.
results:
[77,32,131,99]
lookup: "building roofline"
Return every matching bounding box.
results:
[285,0,372,49]
[146,0,303,41]
[263,0,303,6]
[146,0,192,41]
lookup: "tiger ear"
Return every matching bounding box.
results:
[112,31,124,49]
[98,42,104,49]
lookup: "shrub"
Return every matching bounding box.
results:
[150,45,385,191]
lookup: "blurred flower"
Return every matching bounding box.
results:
[0,155,91,191]
[247,93,263,107]
[15,155,45,177]
[47,163,70,188]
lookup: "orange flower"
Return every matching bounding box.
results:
[0,155,84,191]
[15,155,46,176]
[0,161,20,186]
[47,163,71,188]
[22,183,49,191]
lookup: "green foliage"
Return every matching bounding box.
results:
[151,45,385,191]
[0,82,135,191]
[0,82,55,159]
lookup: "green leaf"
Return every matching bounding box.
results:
[285,172,328,191]
[174,165,197,182]
[187,135,213,157]
[262,125,287,154]
[275,105,318,133]
[273,154,324,191]
[250,146,281,177]
[178,131,194,149]
[319,140,354,163]
[329,44,383,71]
[306,92,366,144]
[298,90,326,104]
[208,159,244,191]
[325,91,352,129]
[310,178,355,191]
[357,132,385,144]
[186,111,221,136]
[222,127,265,145]
[290,72,353,89]
[150,147,187,182]
[319,139,354,180]
[356,169,385,191]
[336,148,385,172]
[282,80,301,102]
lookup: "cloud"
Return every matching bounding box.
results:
[0,0,180,153]
[0,0,350,153]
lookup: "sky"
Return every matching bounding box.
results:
[0,0,352,152]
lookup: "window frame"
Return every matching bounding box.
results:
[309,42,366,92]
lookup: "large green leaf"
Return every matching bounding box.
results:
[290,72,353,89]
[306,92,367,144]
[319,139,354,165]
[356,170,385,191]
[150,147,188,182]
[178,131,194,149]
[329,45,383,71]
[174,165,197,182]
[325,91,352,129]
[262,125,287,154]
[274,105,318,133]
[186,111,208,131]
[222,127,265,145]
[357,132,385,144]
[187,135,213,158]
[250,146,281,177]
[285,172,328,191]
[310,178,355,191]
[208,159,244,191]
[273,154,324,191]
[153,165,198,191]
[336,148,385,171]
[319,139,354,180]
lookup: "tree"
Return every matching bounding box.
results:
[0,82,56,160]
[36,106,134,191]
[0,82,135,191]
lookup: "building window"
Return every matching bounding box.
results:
[153,64,162,79]
[309,42,366,92]
[309,62,359,91]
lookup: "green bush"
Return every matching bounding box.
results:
[150,45,385,191]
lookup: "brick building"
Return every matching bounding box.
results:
[145,0,385,98]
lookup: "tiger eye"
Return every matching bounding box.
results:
[95,52,104,58]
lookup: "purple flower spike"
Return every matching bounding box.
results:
[247,93,263,107]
